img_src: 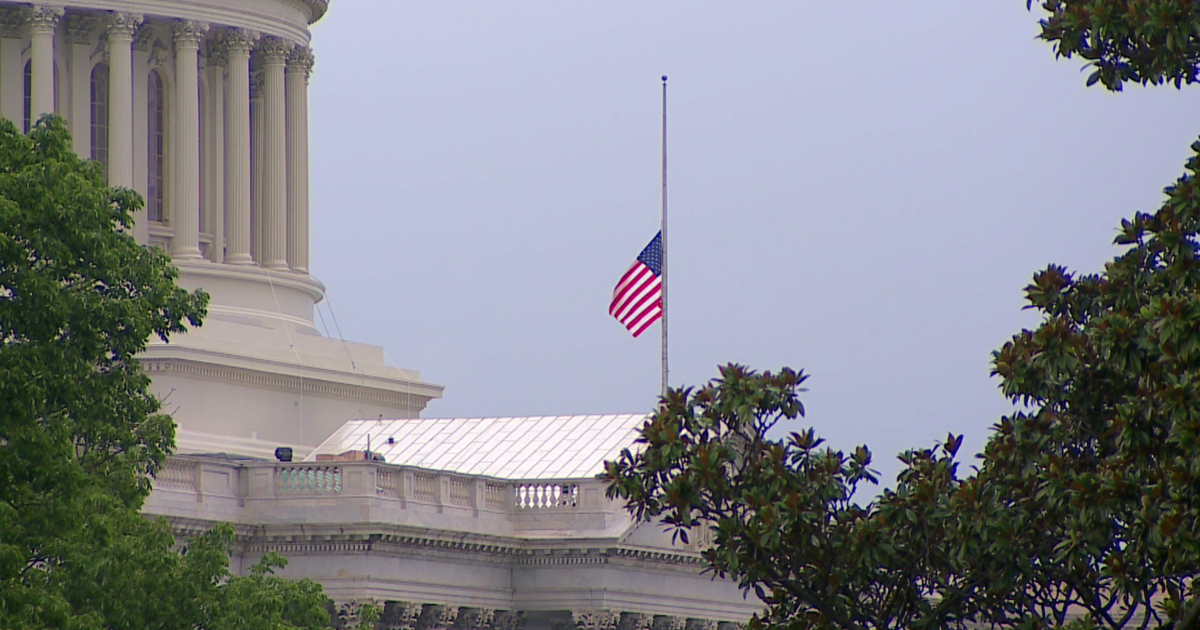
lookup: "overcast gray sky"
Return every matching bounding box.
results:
[305,1,1200,487]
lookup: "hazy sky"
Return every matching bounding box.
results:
[305,1,1200,488]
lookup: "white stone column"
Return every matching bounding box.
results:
[171,19,207,260]
[286,46,313,273]
[106,13,140,189]
[0,9,24,126]
[205,40,225,263]
[29,6,62,124]
[258,36,289,269]
[223,29,254,265]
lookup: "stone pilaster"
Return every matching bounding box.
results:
[131,24,152,244]
[257,36,289,269]
[204,37,226,263]
[285,45,313,273]
[222,29,254,264]
[171,19,208,259]
[251,70,263,262]
[29,5,62,124]
[0,7,25,126]
[106,13,141,189]
[65,14,95,158]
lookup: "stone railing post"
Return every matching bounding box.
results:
[471,478,486,517]
[341,462,374,494]
[192,459,204,503]
[246,464,276,499]
[437,474,449,511]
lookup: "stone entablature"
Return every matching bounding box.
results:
[145,457,755,622]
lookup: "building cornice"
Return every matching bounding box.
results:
[166,518,707,570]
[140,355,441,408]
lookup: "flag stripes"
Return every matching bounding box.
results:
[610,232,664,338]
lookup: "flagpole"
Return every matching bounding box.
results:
[660,75,668,398]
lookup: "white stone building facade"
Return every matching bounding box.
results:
[3,0,760,626]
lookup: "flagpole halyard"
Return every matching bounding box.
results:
[660,75,668,398]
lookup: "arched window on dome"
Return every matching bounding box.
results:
[90,63,109,178]
[23,59,60,134]
[147,69,166,223]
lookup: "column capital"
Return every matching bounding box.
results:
[64,14,97,45]
[257,36,291,65]
[286,45,315,77]
[222,27,258,58]
[105,12,142,41]
[172,19,208,49]
[204,38,227,68]
[29,5,63,35]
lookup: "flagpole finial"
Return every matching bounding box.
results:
[661,75,667,83]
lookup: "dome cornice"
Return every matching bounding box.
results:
[298,0,329,24]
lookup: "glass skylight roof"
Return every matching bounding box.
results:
[310,414,650,480]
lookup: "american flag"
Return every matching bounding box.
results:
[610,232,663,338]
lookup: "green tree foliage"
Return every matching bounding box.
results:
[605,141,1200,630]
[603,366,969,630]
[0,115,329,629]
[1029,0,1200,90]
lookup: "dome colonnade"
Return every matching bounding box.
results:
[10,1,321,276]
[0,1,444,454]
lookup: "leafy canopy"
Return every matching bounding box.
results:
[0,114,329,629]
[1030,0,1200,89]
[605,125,1200,630]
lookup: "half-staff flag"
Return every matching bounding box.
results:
[609,232,664,338]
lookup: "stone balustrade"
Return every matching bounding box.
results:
[144,455,755,624]
[146,456,630,538]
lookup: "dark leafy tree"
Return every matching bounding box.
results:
[1028,0,1200,90]
[0,114,330,629]
[605,139,1200,630]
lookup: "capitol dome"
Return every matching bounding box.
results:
[14,4,759,623]
[5,0,442,456]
